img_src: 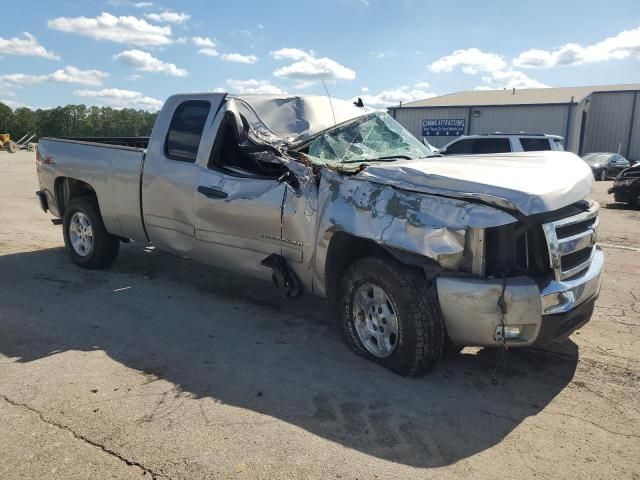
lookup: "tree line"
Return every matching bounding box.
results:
[0,102,158,141]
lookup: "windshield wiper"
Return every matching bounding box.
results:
[343,155,411,164]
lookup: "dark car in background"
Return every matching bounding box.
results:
[608,164,640,209]
[583,153,631,181]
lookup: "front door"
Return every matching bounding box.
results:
[192,108,292,281]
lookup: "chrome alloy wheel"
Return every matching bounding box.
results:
[352,283,399,358]
[69,211,94,257]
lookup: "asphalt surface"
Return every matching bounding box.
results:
[1,150,639,479]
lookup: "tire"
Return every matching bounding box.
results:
[7,141,17,153]
[598,169,607,181]
[340,256,445,377]
[62,196,119,269]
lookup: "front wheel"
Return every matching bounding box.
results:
[340,256,445,376]
[598,169,608,181]
[62,196,120,269]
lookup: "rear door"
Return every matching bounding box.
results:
[610,154,631,176]
[142,94,225,255]
[471,138,511,154]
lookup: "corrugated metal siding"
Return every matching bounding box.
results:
[628,92,640,162]
[393,107,468,147]
[467,105,568,137]
[567,98,590,154]
[583,92,635,155]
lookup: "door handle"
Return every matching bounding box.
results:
[197,186,228,199]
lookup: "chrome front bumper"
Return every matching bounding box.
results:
[436,248,603,347]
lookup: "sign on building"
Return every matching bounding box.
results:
[422,119,465,136]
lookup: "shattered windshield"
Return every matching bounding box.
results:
[300,112,431,165]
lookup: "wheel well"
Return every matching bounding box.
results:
[325,232,385,304]
[325,232,444,304]
[54,177,97,216]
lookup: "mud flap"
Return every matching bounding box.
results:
[260,254,302,298]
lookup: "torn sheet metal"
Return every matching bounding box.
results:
[233,95,369,145]
[313,169,517,274]
[356,151,594,216]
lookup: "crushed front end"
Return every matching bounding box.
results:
[437,200,602,347]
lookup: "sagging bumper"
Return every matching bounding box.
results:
[436,247,603,347]
[607,185,630,203]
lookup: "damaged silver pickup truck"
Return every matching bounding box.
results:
[36,93,603,376]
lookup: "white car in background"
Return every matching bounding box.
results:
[439,133,564,155]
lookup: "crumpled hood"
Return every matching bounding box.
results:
[356,151,593,216]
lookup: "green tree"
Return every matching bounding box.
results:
[0,102,158,140]
[0,102,15,134]
[11,108,37,140]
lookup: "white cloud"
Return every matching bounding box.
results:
[114,49,188,77]
[270,48,312,61]
[476,70,549,90]
[271,48,355,81]
[48,12,173,46]
[429,48,507,74]
[413,81,430,89]
[48,66,110,86]
[0,66,108,87]
[217,79,286,95]
[361,86,369,92]
[220,53,258,64]
[73,88,163,110]
[192,36,215,47]
[192,36,218,56]
[145,11,190,24]
[514,27,640,68]
[134,2,154,7]
[0,32,60,60]
[355,83,437,109]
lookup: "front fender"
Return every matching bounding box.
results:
[313,169,517,295]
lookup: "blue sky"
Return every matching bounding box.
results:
[1,0,639,110]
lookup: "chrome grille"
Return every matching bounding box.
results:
[542,202,599,281]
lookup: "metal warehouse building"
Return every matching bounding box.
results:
[389,83,640,161]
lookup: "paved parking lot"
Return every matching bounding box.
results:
[1,150,639,479]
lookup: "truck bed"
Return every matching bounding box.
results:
[62,137,150,149]
[37,137,148,242]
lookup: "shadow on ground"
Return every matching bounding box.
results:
[0,245,579,468]
[604,201,636,210]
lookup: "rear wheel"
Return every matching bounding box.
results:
[340,256,444,377]
[7,141,17,153]
[62,196,119,269]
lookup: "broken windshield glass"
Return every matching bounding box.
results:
[299,112,431,165]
